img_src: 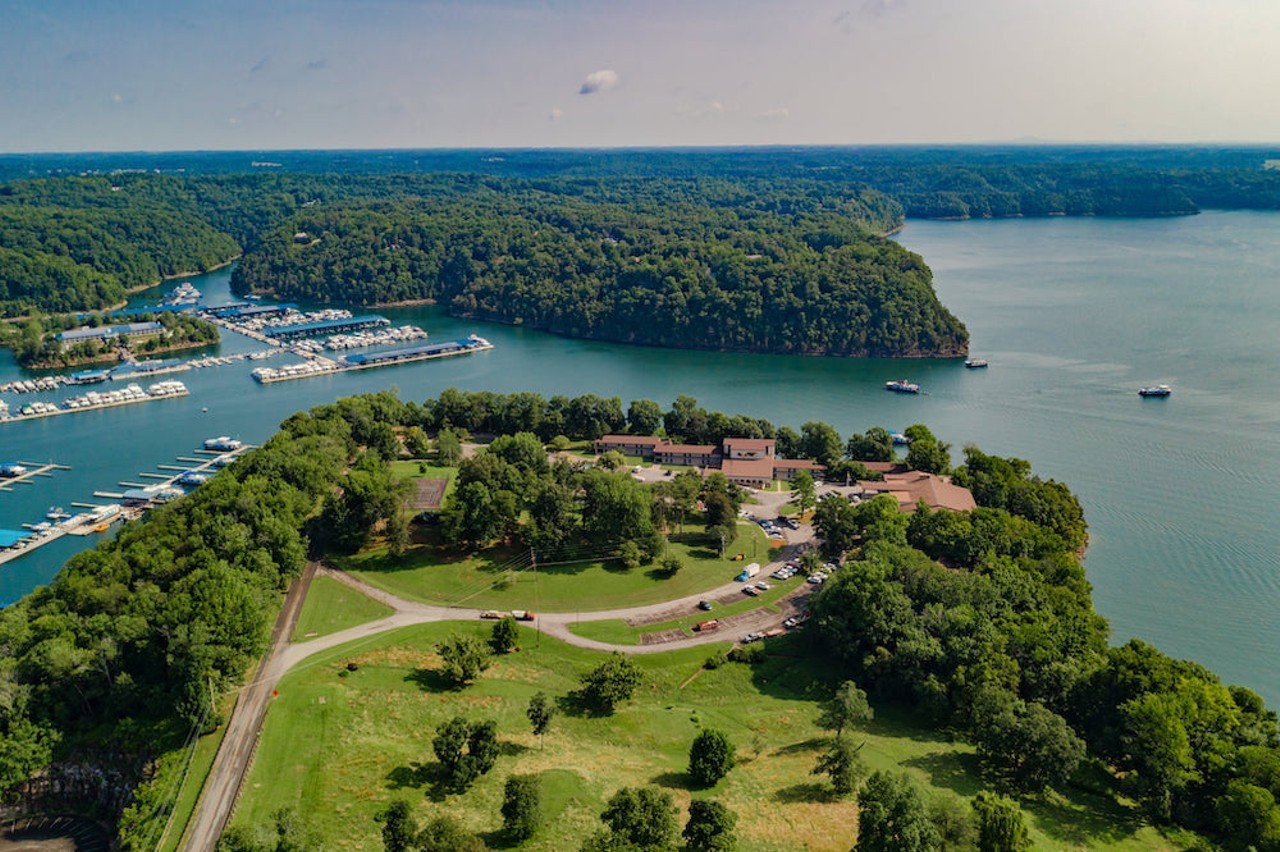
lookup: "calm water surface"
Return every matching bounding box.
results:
[1,211,1277,702]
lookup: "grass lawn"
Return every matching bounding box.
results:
[341,522,779,613]
[567,575,808,645]
[292,575,394,642]
[160,694,237,852]
[232,622,1189,851]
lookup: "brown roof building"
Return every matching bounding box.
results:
[858,471,977,513]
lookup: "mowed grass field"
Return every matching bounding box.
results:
[341,522,777,612]
[292,575,395,642]
[233,621,1186,851]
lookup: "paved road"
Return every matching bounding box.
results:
[183,562,316,852]
[185,510,816,850]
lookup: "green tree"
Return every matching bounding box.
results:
[502,774,542,842]
[688,728,737,788]
[792,469,817,515]
[682,799,738,851]
[627,399,665,435]
[432,716,500,789]
[974,699,1084,794]
[817,680,874,737]
[591,786,678,851]
[437,633,492,685]
[378,800,418,852]
[403,425,432,457]
[972,791,1030,852]
[800,421,843,467]
[658,555,682,577]
[581,469,661,559]
[527,691,555,747]
[598,450,627,470]
[928,795,977,851]
[1215,780,1280,852]
[813,735,867,797]
[579,653,643,714]
[435,427,463,465]
[846,428,893,462]
[856,771,941,852]
[491,617,519,654]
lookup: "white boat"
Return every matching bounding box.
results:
[964,359,989,368]
[885,380,920,394]
[1139,384,1172,398]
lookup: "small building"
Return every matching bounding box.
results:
[54,321,163,349]
[293,231,311,244]
[594,435,666,458]
[772,458,825,481]
[653,443,720,467]
[857,471,976,513]
[720,457,775,489]
[723,437,776,460]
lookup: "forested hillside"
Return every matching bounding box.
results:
[4,150,1280,350]
[231,188,969,357]
[0,176,239,316]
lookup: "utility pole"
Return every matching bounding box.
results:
[531,547,540,646]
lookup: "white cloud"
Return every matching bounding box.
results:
[579,69,619,95]
[549,107,564,121]
[110,92,123,104]
[758,107,790,120]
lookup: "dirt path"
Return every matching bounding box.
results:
[182,562,316,852]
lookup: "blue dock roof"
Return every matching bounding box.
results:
[0,529,30,548]
[264,315,389,338]
[343,338,476,366]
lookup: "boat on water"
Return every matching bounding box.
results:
[1139,384,1172,398]
[203,435,243,451]
[46,506,65,520]
[890,432,912,446]
[244,293,263,301]
[885,380,920,394]
[964,359,989,368]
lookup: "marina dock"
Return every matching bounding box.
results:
[0,381,189,425]
[251,336,493,384]
[0,443,253,567]
[0,462,71,492]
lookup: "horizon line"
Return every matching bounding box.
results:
[3,140,1280,158]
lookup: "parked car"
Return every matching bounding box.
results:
[511,610,536,621]
[694,619,719,632]
[698,600,714,611]
[743,586,760,597]
[479,610,504,620]
[740,632,763,643]
[783,616,798,629]
[755,581,771,591]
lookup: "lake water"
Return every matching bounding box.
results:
[2,210,1277,703]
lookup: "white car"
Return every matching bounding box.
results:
[755,581,771,591]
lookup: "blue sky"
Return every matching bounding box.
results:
[2,0,1278,152]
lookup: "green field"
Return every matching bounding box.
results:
[292,575,394,642]
[341,522,777,613]
[232,622,1187,851]
[567,575,807,645]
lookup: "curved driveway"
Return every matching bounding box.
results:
[186,508,814,851]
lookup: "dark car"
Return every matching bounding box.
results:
[698,600,714,611]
